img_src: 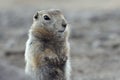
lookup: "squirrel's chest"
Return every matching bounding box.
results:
[25,38,67,65]
[25,40,55,64]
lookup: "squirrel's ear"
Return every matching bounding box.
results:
[33,11,39,20]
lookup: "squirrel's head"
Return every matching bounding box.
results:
[31,9,69,38]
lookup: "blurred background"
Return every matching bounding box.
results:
[1,0,120,80]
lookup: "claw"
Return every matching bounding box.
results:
[44,57,49,61]
[44,55,67,67]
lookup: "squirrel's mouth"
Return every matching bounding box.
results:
[58,29,65,33]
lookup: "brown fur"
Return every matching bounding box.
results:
[25,9,71,80]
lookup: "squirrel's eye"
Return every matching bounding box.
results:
[44,15,50,20]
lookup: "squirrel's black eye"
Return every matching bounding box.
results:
[44,15,50,20]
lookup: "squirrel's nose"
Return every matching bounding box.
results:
[62,23,67,28]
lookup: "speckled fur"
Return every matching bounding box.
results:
[25,9,71,80]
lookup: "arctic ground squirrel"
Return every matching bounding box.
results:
[25,9,71,80]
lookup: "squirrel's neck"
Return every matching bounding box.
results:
[30,27,67,43]
[29,28,67,55]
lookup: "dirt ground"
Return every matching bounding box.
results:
[1,0,120,80]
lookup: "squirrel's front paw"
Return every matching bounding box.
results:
[44,57,59,66]
[44,55,67,66]
[59,55,67,66]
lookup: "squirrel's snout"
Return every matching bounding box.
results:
[58,23,67,33]
[61,19,67,28]
[62,23,67,28]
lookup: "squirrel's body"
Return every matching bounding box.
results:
[25,9,71,80]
